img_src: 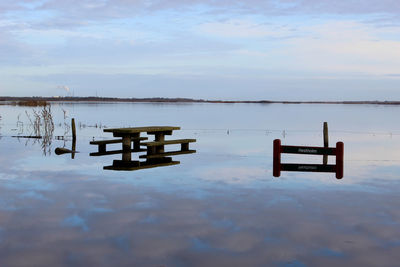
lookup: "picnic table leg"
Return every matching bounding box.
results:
[147,146,156,155]
[132,133,141,152]
[155,133,165,154]
[122,135,131,161]
[181,142,189,151]
[99,144,106,153]
[156,145,164,154]
[154,133,165,142]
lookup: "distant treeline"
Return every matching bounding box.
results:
[7,100,49,107]
[1,96,400,105]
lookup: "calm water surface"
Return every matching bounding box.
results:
[0,103,399,266]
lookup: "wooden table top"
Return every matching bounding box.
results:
[104,126,180,134]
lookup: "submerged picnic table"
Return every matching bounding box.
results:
[91,126,196,165]
[105,126,180,153]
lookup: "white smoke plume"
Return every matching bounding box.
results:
[57,85,70,92]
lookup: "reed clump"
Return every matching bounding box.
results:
[25,105,55,155]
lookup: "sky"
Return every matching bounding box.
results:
[0,0,400,100]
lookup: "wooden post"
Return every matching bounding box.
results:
[71,118,76,141]
[71,118,76,159]
[273,139,281,177]
[323,122,328,165]
[336,142,344,179]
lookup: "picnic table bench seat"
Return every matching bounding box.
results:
[141,138,196,155]
[90,137,148,145]
[90,137,148,154]
[141,138,196,147]
[90,148,147,157]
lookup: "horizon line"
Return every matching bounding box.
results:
[1,96,400,105]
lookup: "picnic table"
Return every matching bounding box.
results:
[91,126,196,164]
[103,126,179,160]
[105,126,180,145]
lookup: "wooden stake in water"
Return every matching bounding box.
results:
[71,118,76,159]
[71,118,76,140]
[323,122,328,165]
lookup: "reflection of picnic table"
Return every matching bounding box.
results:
[90,126,196,164]
[104,157,180,171]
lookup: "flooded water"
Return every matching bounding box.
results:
[0,102,399,266]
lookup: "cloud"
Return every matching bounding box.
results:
[384,73,400,77]
[290,0,400,15]
[200,166,268,184]
[284,21,400,75]
[1,1,400,29]
[198,19,293,39]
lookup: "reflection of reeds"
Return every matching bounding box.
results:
[41,106,54,155]
[61,108,70,136]
[78,122,106,129]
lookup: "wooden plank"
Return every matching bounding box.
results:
[90,148,146,156]
[281,163,336,173]
[90,137,147,145]
[281,145,336,155]
[139,150,196,159]
[141,139,196,146]
[104,126,180,134]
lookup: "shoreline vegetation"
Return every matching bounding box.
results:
[1,96,400,105]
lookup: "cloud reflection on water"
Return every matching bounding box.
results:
[0,165,399,266]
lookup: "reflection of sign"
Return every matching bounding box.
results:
[273,139,344,179]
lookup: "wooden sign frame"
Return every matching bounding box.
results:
[273,139,344,179]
